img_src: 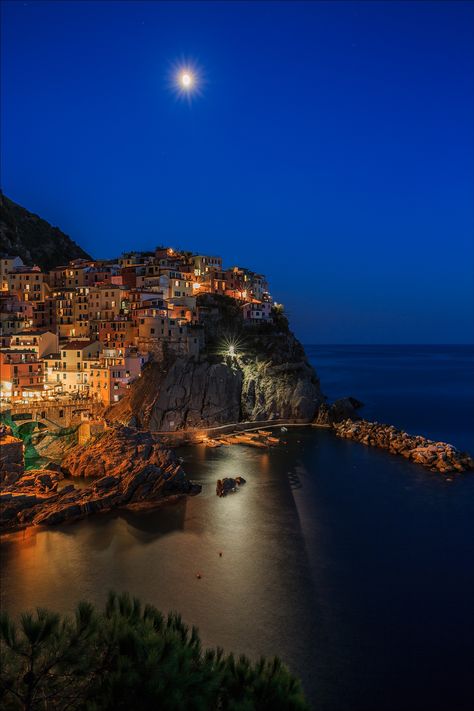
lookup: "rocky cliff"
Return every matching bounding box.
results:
[107,304,324,431]
[0,193,91,270]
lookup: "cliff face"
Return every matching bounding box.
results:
[147,360,243,431]
[108,319,324,431]
[239,329,322,421]
[0,194,91,270]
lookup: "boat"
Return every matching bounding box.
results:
[281,426,288,432]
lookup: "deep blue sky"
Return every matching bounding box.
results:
[2,1,473,343]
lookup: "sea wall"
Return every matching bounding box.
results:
[333,419,474,474]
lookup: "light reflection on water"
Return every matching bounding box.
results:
[2,429,474,711]
[1,438,318,701]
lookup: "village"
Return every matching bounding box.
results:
[0,247,274,408]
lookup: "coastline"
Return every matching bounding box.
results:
[2,416,472,536]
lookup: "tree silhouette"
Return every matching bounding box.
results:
[0,592,309,710]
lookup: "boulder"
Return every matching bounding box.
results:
[216,476,246,497]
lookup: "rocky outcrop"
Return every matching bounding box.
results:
[240,360,321,421]
[216,477,246,497]
[239,329,323,421]
[107,327,325,431]
[333,419,474,474]
[0,429,24,484]
[314,397,363,426]
[0,426,200,533]
[30,427,79,463]
[147,359,243,431]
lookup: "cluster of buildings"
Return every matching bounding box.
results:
[0,248,273,406]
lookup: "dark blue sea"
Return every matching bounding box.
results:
[1,345,473,711]
[309,344,474,452]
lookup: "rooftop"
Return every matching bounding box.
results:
[11,330,54,336]
[62,340,97,350]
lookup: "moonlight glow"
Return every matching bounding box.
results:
[179,72,194,89]
[168,59,204,102]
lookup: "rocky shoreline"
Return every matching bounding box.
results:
[2,402,473,534]
[333,419,474,474]
[0,426,200,534]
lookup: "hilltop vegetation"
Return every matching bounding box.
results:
[0,194,91,271]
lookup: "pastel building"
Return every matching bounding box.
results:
[242,301,273,322]
[8,330,59,358]
[0,255,24,290]
[189,255,223,276]
[88,350,146,405]
[6,267,48,303]
[0,349,43,401]
[44,340,102,394]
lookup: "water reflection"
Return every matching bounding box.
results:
[2,430,474,711]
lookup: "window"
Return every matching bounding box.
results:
[77,352,80,358]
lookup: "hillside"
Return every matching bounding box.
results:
[0,193,91,270]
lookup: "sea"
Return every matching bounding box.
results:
[1,345,474,711]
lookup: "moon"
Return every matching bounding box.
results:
[179,71,194,89]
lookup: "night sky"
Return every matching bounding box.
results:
[1,1,473,343]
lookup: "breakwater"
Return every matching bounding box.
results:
[333,419,474,474]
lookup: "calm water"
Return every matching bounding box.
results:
[1,345,474,711]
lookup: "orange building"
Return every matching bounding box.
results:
[89,351,145,405]
[0,349,43,401]
[97,318,137,351]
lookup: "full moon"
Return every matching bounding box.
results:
[180,72,193,89]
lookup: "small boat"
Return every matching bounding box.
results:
[281,426,288,433]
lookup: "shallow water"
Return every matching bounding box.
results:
[1,345,474,711]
